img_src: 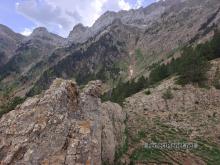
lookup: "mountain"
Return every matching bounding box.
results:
[0,26,66,97]
[1,0,220,102]
[68,23,89,43]
[0,26,66,75]
[68,0,220,44]
[28,0,220,96]
[0,24,24,67]
[0,0,219,100]
[1,0,220,164]
[67,0,178,43]
[27,27,66,46]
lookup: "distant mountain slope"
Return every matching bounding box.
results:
[0,0,220,102]
[0,24,24,67]
[28,0,220,96]
[68,0,220,44]
[0,27,66,90]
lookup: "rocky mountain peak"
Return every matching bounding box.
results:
[96,11,117,22]
[0,24,17,36]
[67,0,178,44]
[68,23,89,42]
[0,24,24,67]
[31,27,48,37]
[30,27,62,40]
[71,23,88,33]
[0,24,24,40]
[26,27,66,46]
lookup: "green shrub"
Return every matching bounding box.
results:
[176,47,210,85]
[135,48,144,63]
[162,88,174,100]
[101,76,149,104]
[0,96,26,117]
[214,81,220,89]
[149,64,170,84]
[173,87,180,90]
[144,90,151,95]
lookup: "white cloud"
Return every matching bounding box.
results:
[135,0,144,8]
[16,0,72,37]
[21,28,33,36]
[16,0,146,37]
[118,0,131,10]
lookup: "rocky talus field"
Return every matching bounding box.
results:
[120,61,220,164]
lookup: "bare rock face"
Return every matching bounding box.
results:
[27,27,66,46]
[101,102,126,163]
[0,79,125,165]
[68,24,89,43]
[68,0,220,45]
[0,26,66,87]
[0,24,24,67]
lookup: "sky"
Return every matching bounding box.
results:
[0,0,158,37]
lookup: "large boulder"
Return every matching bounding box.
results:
[0,79,125,165]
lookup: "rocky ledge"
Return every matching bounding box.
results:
[0,79,126,165]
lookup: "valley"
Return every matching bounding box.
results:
[0,0,220,164]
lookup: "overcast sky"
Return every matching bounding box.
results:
[0,0,158,37]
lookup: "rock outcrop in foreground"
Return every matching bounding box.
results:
[0,79,126,165]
